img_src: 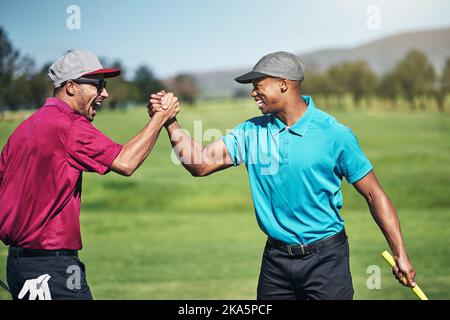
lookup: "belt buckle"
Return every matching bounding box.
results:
[287,244,306,256]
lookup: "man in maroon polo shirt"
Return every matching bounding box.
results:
[0,49,179,300]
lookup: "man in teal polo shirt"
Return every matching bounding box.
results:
[149,52,416,300]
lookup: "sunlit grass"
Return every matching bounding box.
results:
[1,99,449,299]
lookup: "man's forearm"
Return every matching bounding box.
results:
[354,172,416,284]
[367,190,408,257]
[165,119,206,176]
[113,116,165,176]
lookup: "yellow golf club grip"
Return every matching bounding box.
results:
[381,251,428,300]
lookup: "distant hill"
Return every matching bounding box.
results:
[172,27,450,99]
[301,27,450,74]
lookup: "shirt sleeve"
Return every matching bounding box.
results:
[335,126,373,184]
[0,141,9,186]
[0,149,5,186]
[66,119,123,175]
[222,122,247,166]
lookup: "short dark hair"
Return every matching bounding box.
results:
[53,85,64,96]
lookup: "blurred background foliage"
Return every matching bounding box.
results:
[2,26,450,114]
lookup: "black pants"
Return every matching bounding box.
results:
[7,248,93,300]
[257,234,354,300]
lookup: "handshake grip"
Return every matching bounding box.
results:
[147,91,181,124]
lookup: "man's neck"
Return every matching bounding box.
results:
[54,95,77,112]
[275,95,308,127]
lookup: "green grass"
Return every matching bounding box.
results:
[1,99,449,299]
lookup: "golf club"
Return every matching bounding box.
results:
[381,251,428,300]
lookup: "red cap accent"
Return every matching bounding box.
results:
[83,68,121,78]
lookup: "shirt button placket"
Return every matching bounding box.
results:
[282,129,289,166]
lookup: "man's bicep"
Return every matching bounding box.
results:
[109,150,130,176]
[202,139,234,175]
[207,139,233,163]
[353,170,380,200]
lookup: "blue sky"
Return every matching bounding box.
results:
[1,0,450,78]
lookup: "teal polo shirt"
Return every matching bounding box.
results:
[222,96,373,245]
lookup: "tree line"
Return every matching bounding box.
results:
[2,26,450,112]
[0,27,198,113]
[302,50,450,112]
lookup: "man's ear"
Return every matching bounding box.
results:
[65,81,76,96]
[280,78,288,93]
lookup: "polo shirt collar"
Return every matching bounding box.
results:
[44,97,76,115]
[270,95,316,136]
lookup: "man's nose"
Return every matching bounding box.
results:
[100,88,109,98]
[251,90,257,97]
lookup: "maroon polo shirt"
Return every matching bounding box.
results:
[0,98,123,250]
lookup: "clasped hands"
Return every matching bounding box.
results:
[147,90,180,125]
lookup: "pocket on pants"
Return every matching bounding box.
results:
[313,240,354,299]
[317,240,349,263]
[317,240,352,280]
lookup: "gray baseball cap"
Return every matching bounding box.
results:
[48,49,121,88]
[235,51,305,84]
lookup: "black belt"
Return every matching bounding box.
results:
[8,246,78,258]
[267,229,347,256]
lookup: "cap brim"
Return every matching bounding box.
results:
[234,71,268,84]
[83,68,121,78]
